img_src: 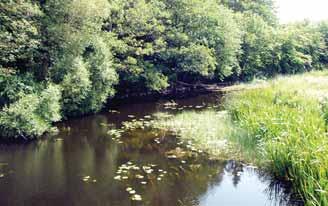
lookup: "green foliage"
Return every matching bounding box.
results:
[81,37,118,114]
[0,70,38,107]
[220,0,277,25]
[164,0,242,80]
[61,57,91,115]
[0,0,42,72]
[174,44,217,77]
[42,0,117,116]
[0,84,61,139]
[317,21,328,64]
[105,0,170,91]
[237,13,278,79]
[278,22,326,74]
[0,0,327,140]
[236,18,327,80]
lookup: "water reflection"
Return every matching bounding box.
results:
[0,93,298,206]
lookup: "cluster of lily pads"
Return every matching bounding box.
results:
[162,101,218,111]
[122,117,154,131]
[113,161,168,202]
[107,129,124,144]
[106,114,158,143]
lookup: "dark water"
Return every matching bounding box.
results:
[0,93,296,206]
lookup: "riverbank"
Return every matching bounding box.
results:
[152,70,328,206]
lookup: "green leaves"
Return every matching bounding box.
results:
[0,0,42,72]
[107,0,170,91]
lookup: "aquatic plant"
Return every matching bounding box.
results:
[152,110,235,158]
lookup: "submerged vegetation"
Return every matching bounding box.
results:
[0,0,328,139]
[153,110,234,158]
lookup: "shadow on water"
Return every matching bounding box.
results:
[0,93,302,206]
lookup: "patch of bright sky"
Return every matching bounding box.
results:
[276,0,328,23]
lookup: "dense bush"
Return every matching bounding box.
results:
[0,70,38,107]
[0,0,42,73]
[317,21,328,64]
[0,84,61,139]
[61,57,91,115]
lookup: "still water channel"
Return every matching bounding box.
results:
[0,93,299,206]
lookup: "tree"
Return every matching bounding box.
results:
[237,13,278,79]
[220,0,278,25]
[277,22,325,74]
[41,0,118,116]
[163,0,241,81]
[104,0,170,91]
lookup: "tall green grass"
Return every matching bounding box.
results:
[225,71,328,206]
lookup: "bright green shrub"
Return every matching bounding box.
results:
[278,23,326,74]
[60,37,118,116]
[61,57,91,115]
[317,21,328,64]
[0,84,61,140]
[0,70,38,107]
[81,37,118,114]
[219,0,277,25]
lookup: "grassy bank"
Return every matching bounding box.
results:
[226,71,328,206]
[153,71,328,205]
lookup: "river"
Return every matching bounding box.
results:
[0,93,300,206]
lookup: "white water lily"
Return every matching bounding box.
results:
[129,190,136,194]
[135,174,144,179]
[126,187,133,192]
[114,175,121,180]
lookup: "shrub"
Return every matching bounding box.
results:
[0,84,61,140]
[0,70,38,107]
[61,57,91,116]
